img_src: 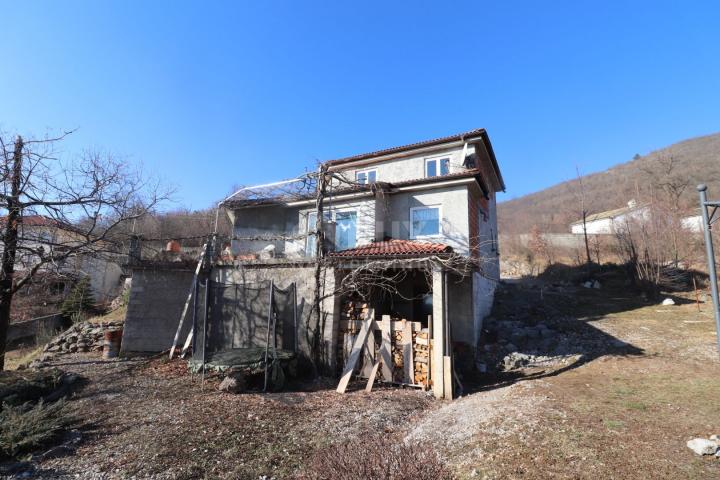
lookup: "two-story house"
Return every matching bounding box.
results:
[222,129,504,387]
[121,128,504,399]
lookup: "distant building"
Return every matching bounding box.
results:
[570,200,648,235]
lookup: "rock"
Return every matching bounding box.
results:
[592,280,601,289]
[710,434,719,441]
[582,281,593,288]
[662,298,676,306]
[687,438,719,456]
[218,373,246,394]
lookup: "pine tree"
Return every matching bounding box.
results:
[60,276,95,322]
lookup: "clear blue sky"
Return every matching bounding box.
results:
[2,1,719,210]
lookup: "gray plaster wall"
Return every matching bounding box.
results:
[213,264,337,372]
[231,205,301,257]
[387,185,471,255]
[335,144,477,184]
[121,268,195,354]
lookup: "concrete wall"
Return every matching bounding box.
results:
[336,144,477,184]
[213,264,337,372]
[7,313,64,345]
[231,205,302,257]
[76,255,124,303]
[387,185,471,255]
[121,268,195,354]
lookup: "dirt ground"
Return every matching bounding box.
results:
[4,279,720,479]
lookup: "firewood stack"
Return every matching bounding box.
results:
[338,299,368,368]
[391,329,404,382]
[414,328,430,385]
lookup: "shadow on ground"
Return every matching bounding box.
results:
[462,264,662,395]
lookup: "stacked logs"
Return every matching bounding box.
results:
[391,329,404,382]
[414,328,430,385]
[338,299,368,367]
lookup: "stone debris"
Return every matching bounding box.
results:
[218,372,246,394]
[662,298,676,306]
[686,437,719,456]
[30,321,124,368]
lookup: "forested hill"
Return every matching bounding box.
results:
[498,132,720,234]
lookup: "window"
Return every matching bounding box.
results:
[425,157,450,177]
[410,206,441,238]
[305,210,357,255]
[305,211,331,257]
[356,169,377,184]
[335,211,357,251]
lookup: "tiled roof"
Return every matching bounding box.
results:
[329,239,452,257]
[0,215,59,227]
[324,128,487,166]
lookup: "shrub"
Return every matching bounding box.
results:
[60,276,95,322]
[0,400,71,458]
[300,434,454,480]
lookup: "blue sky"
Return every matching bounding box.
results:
[2,1,719,209]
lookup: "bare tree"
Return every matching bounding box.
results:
[568,166,594,265]
[0,132,168,369]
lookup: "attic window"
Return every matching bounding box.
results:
[425,157,450,177]
[356,169,377,185]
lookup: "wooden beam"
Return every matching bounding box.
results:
[336,309,375,394]
[361,326,376,378]
[402,320,413,384]
[443,355,453,400]
[169,243,207,359]
[365,361,380,393]
[379,315,393,382]
[432,269,445,399]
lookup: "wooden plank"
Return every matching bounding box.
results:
[340,319,422,332]
[364,361,380,393]
[336,309,375,394]
[361,327,376,378]
[443,355,453,400]
[379,315,393,382]
[402,320,413,384]
[169,243,207,359]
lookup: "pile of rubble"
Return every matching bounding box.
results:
[481,316,576,371]
[40,321,123,357]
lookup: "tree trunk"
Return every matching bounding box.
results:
[582,212,592,265]
[0,136,24,370]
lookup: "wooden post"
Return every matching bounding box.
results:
[432,269,445,399]
[426,314,432,390]
[170,242,208,359]
[380,315,392,381]
[443,356,453,400]
[402,320,413,383]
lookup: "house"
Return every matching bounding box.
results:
[122,128,504,399]
[0,215,124,304]
[570,200,649,235]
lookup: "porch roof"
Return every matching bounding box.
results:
[328,239,452,258]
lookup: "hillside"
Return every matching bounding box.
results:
[498,132,720,234]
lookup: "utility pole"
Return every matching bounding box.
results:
[697,184,720,358]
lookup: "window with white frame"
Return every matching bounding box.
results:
[355,169,377,184]
[305,209,357,255]
[425,157,450,177]
[410,205,441,238]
